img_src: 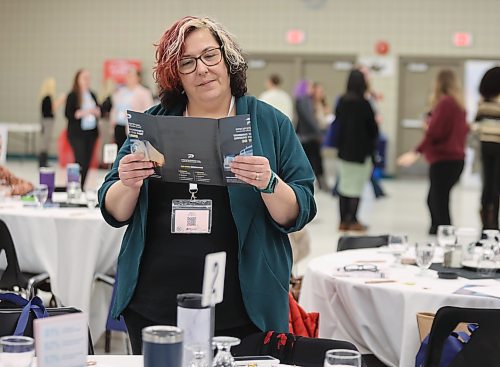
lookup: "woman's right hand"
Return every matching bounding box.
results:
[397,151,420,167]
[118,153,155,189]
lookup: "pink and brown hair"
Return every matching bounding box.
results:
[154,16,248,110]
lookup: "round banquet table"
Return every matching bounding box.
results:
[0,201,126,341]
[299,248,500,367]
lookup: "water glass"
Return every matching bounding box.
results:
[477,240,497,277]
[483,229,500,243]
[388,234,408,266]
[187,344,209,367]
[66,181,81,204]
[324,349,361,367]
[437,225,456,249]
[212,336,240,367]
[85,189,98,209]
[0,336,35,367]
[415,242,436,275]
[34,184,49,208]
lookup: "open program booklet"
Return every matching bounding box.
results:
[127,110,253,186]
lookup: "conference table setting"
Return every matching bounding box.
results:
[32,355,142,367]
[299,236,500,367]
[0,193,127,340]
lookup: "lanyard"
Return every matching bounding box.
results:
[185,96,235,198]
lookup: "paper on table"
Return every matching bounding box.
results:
[468,285,500,299]
[454,284,500,299]
[332,268,387,279]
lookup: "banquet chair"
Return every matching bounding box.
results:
[234,331,368,367]
[0,299,95,355]
[337,235,388,252]
[94,272,130,354]
[423,306,500,367]
[0,219,52,301]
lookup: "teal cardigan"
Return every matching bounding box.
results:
[98,95,316,332]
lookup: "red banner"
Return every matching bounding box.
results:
[103,59,142,84]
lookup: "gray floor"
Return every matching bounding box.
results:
[3,157,482,354]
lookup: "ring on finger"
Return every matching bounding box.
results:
[255,172,260,181]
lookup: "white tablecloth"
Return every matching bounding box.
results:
[33,356,292,367]
[0,202,126,341]
[299,248,500,367]
[33,355,142,367]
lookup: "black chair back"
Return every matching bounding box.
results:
[234,332,360,367]
[0,219,30,290]
[337,235,388,252]
[0,304,95,355]
[424,306,500,367]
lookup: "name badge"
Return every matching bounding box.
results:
[171,199,212,234]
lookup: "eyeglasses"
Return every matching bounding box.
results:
[343,264,379,272]
[178,47,223,75]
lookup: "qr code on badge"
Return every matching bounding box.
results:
[187,216,197,227]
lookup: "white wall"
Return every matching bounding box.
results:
[1,0,499,169]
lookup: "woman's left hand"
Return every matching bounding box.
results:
[230,155,272,190]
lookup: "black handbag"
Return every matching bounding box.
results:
[0,293,94,354]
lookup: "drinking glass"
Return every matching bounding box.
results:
[34,184,48,208]
[324,349,361,367]
[0,335,35,367]
[437,225,456,250]
[85,189,98,209]
[483,230,500,243]
[477,240,497,277]
[388,234,408,266]
[415,242,436,275]
[212,336,240,367]
[186,344,209,367]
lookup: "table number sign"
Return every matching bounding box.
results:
[34,312,88,367]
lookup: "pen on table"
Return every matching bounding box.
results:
[364,279,397,284]
[355,260,387,264]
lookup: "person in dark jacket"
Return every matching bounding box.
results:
[65,69,100,189]
[98,16,316,354]
[474,66,500,230]
[336,70,378,232]
[398,69,468,235]
[38,78,65,167]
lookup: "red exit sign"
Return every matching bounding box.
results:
[453,32,473,47]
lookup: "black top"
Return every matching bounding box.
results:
[64,91,99,139]
[128,179,251,330]
[41,96,54,118]
[101,96,112,119]
[336,96,379,163]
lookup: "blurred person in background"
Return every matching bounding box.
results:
[311,82,331,134]
[65,69,101,189]
[99,78,115,121]
[0,165,34,196]
[98,16,316,353]
[38,77,65,167]
[110,67,154,149]
[258,74,293,122]
[358,65,387,199]
[398,69,468,235]
[0,135,33,196]
[474,66,500,230]
[294,79,327,190]
[335,70,378,231]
